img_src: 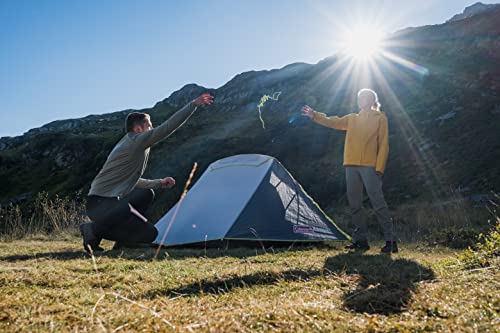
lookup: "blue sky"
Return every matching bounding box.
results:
[0,0,497,137]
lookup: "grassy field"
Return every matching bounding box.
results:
[1,238,498,332]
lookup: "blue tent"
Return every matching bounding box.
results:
[154,154,350,247]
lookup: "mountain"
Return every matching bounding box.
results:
[1,4,499,220]
[447,2,500,22]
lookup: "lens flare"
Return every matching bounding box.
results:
[380,51,429,76]
[341,26,384,61]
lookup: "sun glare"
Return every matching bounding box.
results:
[341,26,384,61]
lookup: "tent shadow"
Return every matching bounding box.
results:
[0,248,242,262]
[323,252,435,314]
[0,250,86,262]
[0,244,337,262]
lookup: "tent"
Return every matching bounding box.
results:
[154,154,350,247]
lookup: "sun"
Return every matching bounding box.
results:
[341,26,384,61]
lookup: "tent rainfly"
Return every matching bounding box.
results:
[154,154,350,247]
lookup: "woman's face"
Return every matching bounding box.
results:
[357,91,376,109]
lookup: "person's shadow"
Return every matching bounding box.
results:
[141,251,434,316]
[324,252,435,314]
[2,246,435,315]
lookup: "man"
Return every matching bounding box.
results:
[80,93,214,253]
[302,89,397,253]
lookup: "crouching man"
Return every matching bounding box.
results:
[80,93,214,253]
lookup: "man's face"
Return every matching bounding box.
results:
[135,118,153,133]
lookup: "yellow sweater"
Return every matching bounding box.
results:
[313,109,389,173]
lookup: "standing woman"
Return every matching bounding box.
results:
[302,89,397,253]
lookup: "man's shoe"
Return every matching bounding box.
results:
[345,241,370,251]
[381,241,398,253]
[79,223,104,254]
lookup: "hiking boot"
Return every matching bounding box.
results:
[79,223,104,254]
[381,241,398,253]
[345,240,370,251]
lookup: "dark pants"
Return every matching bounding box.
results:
[86,188,158,243]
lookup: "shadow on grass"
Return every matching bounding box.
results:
[0,244,337,262]
[324,252,435,314]
[0,248,237,262]
[0,250,87,262]
[144,252,434,314]
[143,268,323,299]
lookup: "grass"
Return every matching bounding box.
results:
[0,192,85,240]
[0,238,498,332]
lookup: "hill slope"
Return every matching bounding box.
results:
[1,5,499,220]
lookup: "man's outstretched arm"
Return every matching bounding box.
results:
[136,94,213,148]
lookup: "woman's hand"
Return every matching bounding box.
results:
[301,105,315,119]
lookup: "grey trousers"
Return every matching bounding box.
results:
[345,166,394,242]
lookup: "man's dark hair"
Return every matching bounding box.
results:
[125,112,150,132]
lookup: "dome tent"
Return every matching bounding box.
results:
[154,154,350,247]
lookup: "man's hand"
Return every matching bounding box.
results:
[194,94,214,107]
[160,177,176,189]
[301,105,315,119]
[376,171,383,177]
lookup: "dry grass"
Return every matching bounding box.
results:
[0,238,498,332]
[390,199,491,241]
[2,191,492,246]
[329,197,493,246]
[0,192,86,241]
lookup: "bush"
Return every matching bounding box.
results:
[457,217,500,269]
[425,227,480,249]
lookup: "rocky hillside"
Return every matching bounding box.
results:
[1,4,499,218]
[447,2,500,22]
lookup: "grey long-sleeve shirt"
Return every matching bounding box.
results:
[88,100,197,198]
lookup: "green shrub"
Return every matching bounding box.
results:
[425,227,480,249]
[457,217,500,269]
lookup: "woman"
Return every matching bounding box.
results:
[302,89,397,253]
